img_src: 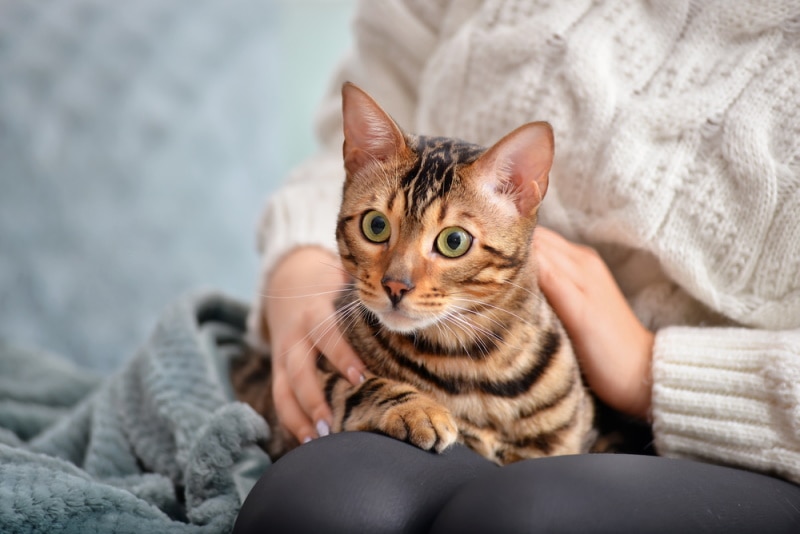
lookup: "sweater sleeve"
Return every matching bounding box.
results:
[651,326,800,484]
[248,0,450,344]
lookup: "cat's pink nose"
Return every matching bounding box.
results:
[382,277,414,307]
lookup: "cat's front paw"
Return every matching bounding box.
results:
[379,397,458,453]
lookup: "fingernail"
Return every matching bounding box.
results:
[316,419,330,438]
[302,436,313,444]
[347,366,365,385]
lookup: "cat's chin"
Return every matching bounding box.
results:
[377,309,438,334]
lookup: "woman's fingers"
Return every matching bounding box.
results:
[263,247,368,442]
[534,228,590,331]
[278,300,365,440]
[535,227,600,283]
[271,357,316,443]
[532,227,654,419]
[307,306,366,386]
[283,338,333,437]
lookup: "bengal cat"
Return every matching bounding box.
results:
[232,82,596,465]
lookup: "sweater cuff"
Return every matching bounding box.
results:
[651,326,800,482]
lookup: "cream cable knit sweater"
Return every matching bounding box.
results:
[252,0,800,483]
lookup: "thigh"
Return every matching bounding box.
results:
[233,431,496,534]
[431,454,800,533]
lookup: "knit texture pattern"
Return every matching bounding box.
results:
[0,293,270,533]
[253,0,800,483]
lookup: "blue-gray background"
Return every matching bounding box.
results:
[0,0,354,373]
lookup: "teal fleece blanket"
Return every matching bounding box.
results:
[0,293,271,533]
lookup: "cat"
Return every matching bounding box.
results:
[232,82,596,465]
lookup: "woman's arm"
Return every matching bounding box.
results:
[535,226,800,485]
[534,227,654,419]
[652,326,800,485]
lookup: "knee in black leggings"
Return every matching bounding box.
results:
[234,432,495,534]
[235,432,800,533]
[432,454,800,533]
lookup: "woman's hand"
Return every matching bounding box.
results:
[263,247,367,443]
[533,227,654,420]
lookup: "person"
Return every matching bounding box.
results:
[238,1,800,531]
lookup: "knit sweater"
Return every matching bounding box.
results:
[252,0,800,483]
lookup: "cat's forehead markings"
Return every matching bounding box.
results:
[401,136,485,218]
[437,202,448,224]
[435,203,477,227]
[386,189,405,213]
[458,211,478,223]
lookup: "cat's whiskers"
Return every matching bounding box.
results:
[434,306,497,357]
[447,307,504,341]
[322,299,367,360]
[312,299,367,366]
[447,297,516,329]
[284,298,362,366]
[441,312,495,359]
[258,283,354,363]
[450,294,536,330]
[435,312,475,358]
[260,258,357,299]
[443,302,520,346]
[319,260,368,285]
[335,298,364,331]
[501,278,547,306]
[260,286,352,300]
[448,304,513,340]
[446,302,529,355]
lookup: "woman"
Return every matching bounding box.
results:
[238,1,800,531]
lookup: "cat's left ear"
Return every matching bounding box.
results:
[471,122,554,217]
[341,82,408,176]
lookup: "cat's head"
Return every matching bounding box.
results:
[336,82,554,335]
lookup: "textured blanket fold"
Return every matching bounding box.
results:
[0,293,271,533]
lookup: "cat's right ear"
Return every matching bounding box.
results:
[471,122,554,218]
[342,82,407,176]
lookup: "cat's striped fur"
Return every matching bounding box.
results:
[232,83,596,465]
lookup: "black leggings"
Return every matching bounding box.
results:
[234,432,800,533]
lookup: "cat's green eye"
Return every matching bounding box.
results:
[362,210,391,243]
[436,227,472,258]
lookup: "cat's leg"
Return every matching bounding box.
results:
[457,423,547,465]
[457,407,595,465]
[324,373,459,453]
